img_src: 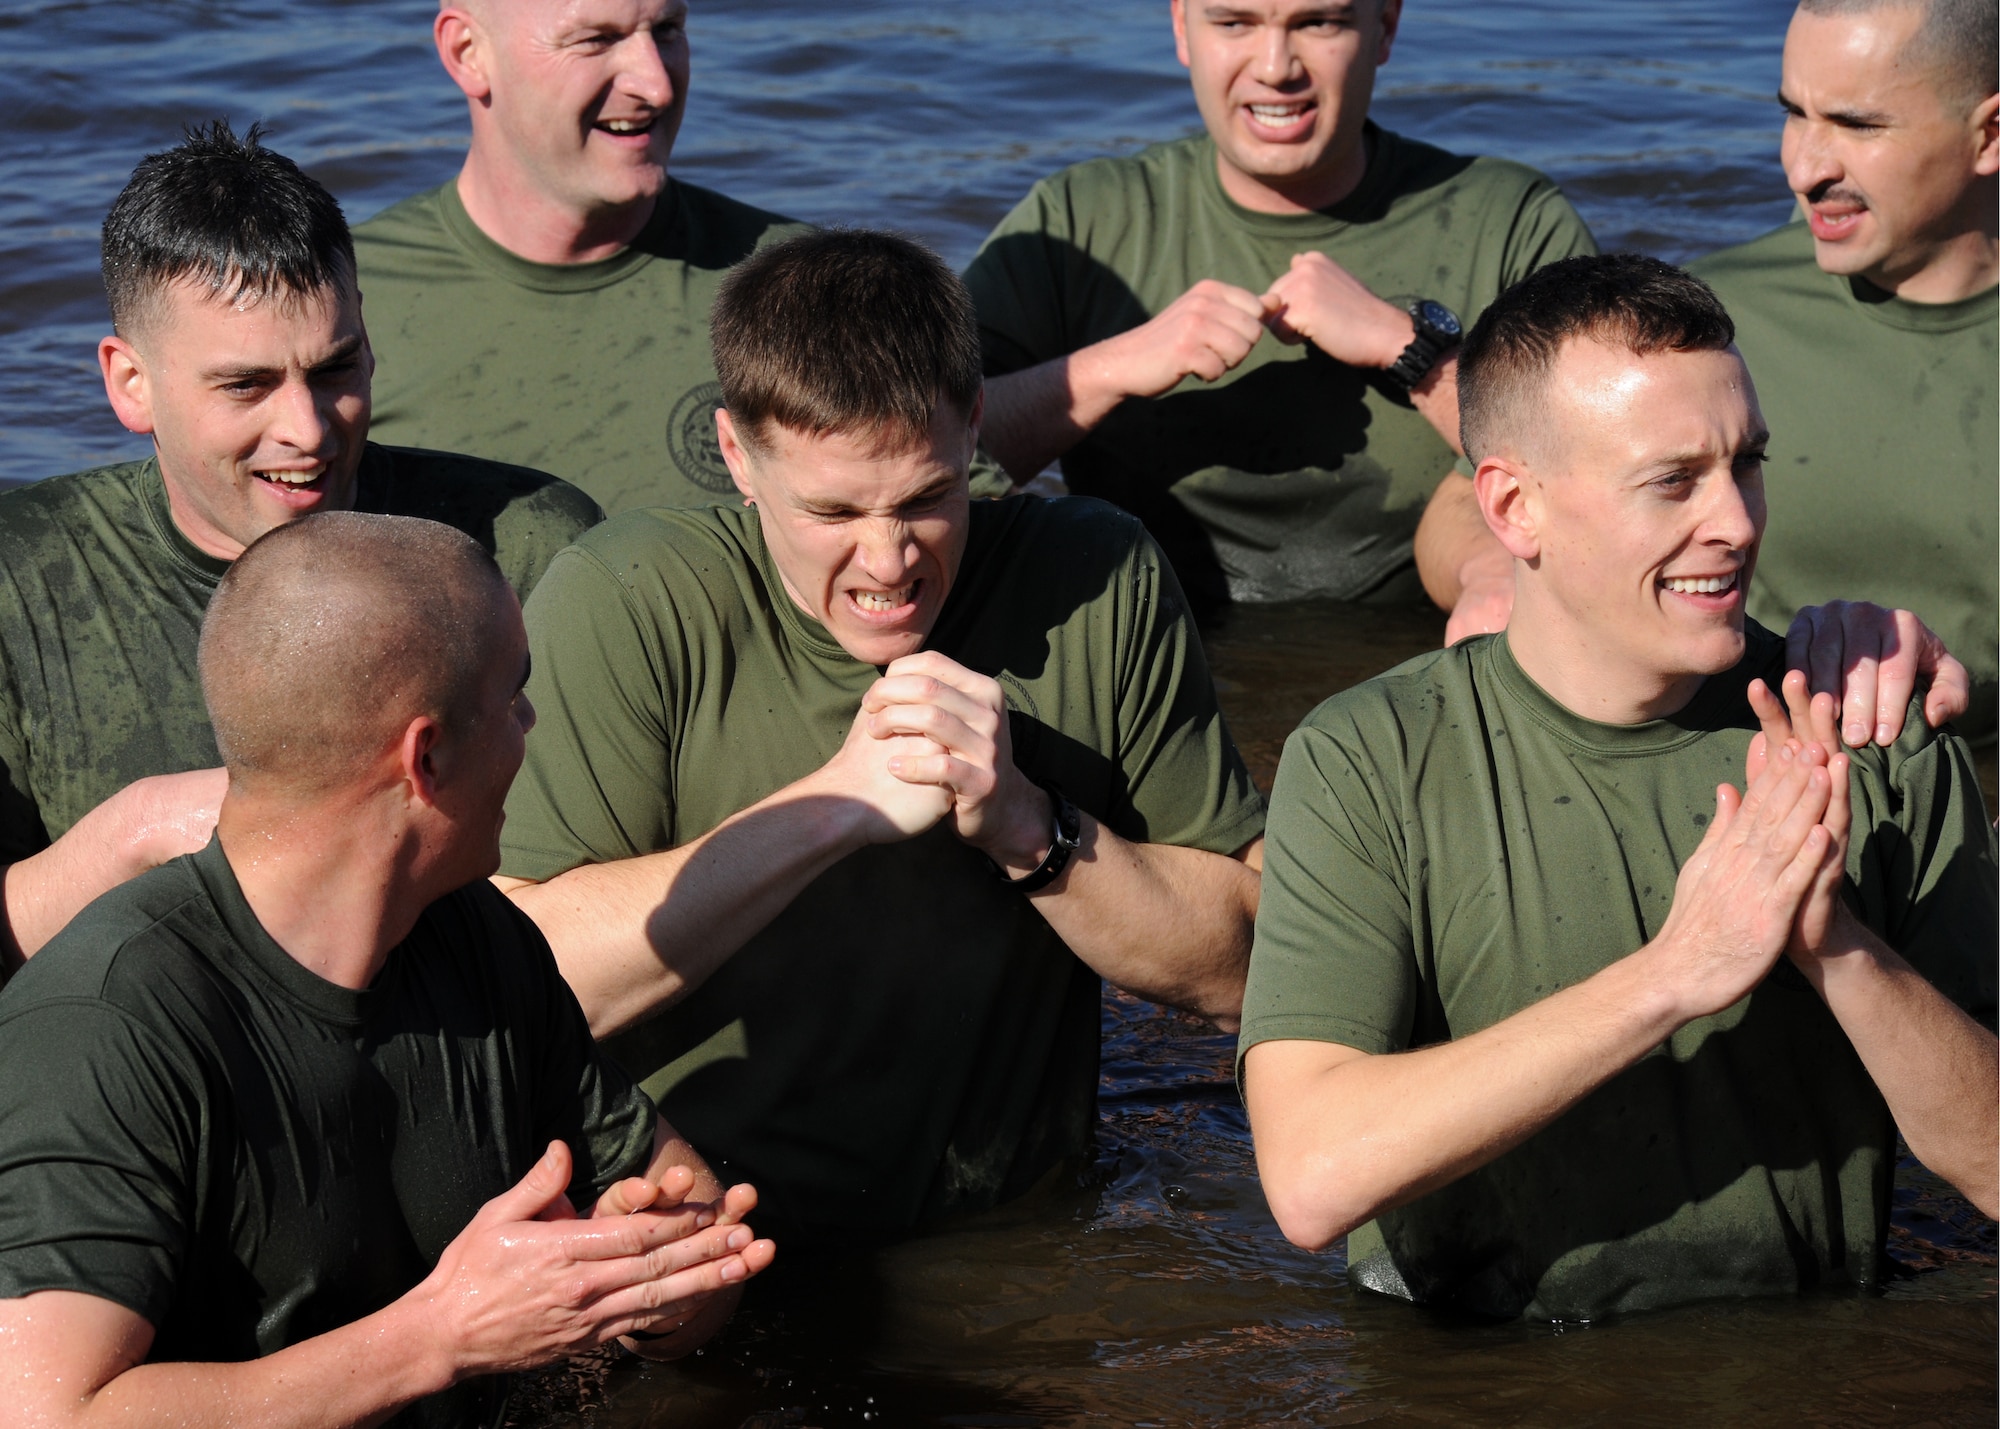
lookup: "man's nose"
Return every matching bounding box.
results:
[621,28,677,110]
[271,376,332,455]
[856,519,919,580]
[1781,117,1840,199]
[1703,473,1763,551]
[1254,23,1304,86]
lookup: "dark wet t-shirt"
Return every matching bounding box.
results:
[963,124,1596,611]
[500,496,1265,1241]
[0,444,601,860]
[1240,624,1997,1320]
[0,835,657,1427]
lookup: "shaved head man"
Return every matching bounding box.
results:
[352,0,815,513]
[0,512,771,1428]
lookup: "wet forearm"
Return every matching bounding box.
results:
[1028,819,1259,1027]
[981,350,1129,483]
[1801,917,2000,1214]
[1406,350,1463,456]
[502,787,869,1037]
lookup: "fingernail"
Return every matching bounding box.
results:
[1845,721,1865,744]
[696,1209,715,1229]
[720,1260,745,1281]
[727,1227,751,1249]
[1875,723,1893,745]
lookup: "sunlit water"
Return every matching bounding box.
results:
[1,2,1992,1424]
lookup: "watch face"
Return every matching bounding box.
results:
[1416,299,1462,340]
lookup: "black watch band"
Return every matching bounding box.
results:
[1384,298,1463,395]
[988,782,1081,894]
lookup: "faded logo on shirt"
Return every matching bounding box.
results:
[667,382,739,494]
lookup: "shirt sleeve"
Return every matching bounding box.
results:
[1238,716,1420,1066]
[500,546,678,882]
[1847,720,1998,1025]
[0,999,200,1324]
[1104,523,1265,855]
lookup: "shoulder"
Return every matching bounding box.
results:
[992,137,1209,233]
[412,877,559,979]
[1379,127,1576,219]
[0,462,147,551]
[984,491,1148,560]
[527,503,756,627]
[364,443,604,535]
[1294,641,1474,758]
[665,179,813,259]
[1689,222,1817,296]
[351,185,452,256]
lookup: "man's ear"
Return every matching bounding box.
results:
[1473,454,1541,562]
[1971,90,1999,178]
[398,716,447,809]
[1376,0,1404,63]
[965,384,985,456]
[99,334,156,436]
[714,408,759,505]
[1170,0,1191,69]
[435,6,493,102]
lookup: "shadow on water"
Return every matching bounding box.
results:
[506,602,1995,1428]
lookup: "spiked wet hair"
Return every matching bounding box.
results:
[101,119,354,338]
[1458,254,1737,465]
[709,228,983,453]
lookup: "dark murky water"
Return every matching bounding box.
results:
[2,2,1993,1424]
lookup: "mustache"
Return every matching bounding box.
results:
[1803,179,1867,208]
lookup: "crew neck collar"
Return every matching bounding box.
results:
[1483,630,1760,757]
[138,457,232,585]
[187,833,374,1028]
[1196,121,1399,239]
[1842,264,1997,334]
[437,177,678,294]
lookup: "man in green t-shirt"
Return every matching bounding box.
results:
[0,125,602,971]
[1424,0,1998,744]
[0,513,772,1428]
[1241,254,1996,1321]
[498,230,1268,1243]
[352,0,814,514]
[962,0,1597,614]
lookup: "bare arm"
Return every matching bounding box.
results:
[499,710,951,1039]
[979,280,1270,483]
[1,769,226,970]
[0,1141,771,1429]
[1247,748,1838,1249]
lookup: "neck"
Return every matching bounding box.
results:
[216,788,428,991]
[1860,188,2000,303]
[1503,576,1708,726]
[157,459,246,562]
[454,146,658,265]
[1213,127,1371,216]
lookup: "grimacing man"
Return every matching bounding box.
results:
[1242,255,1995,1321]
[0,122,601,973]
[497,229,1268,1242]
[1422,0,1997,745]
[0,513,772,1428]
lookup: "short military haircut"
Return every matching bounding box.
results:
[710,228,983,453]
[1798,0,1998,109]
[199,513,510,798]
[101,119,355,339]
[1458,254,1737,464]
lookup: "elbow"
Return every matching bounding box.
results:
[1257,1155,1371,1253]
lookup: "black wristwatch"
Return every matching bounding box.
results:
[1384,299,1462,395]
[988,782,1081,894]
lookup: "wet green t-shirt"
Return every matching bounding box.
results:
[500,496,1265,1240]
[0,444,601,860]
[353,178,813,516]
[1693,221,1998,742]
[1240,624,1997,1321]
[0,834,656,1428]
[963,124,1597,612]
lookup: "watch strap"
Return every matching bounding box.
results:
[988,782,1081,894]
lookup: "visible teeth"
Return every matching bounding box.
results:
[255,470,319,486]
[1249,104,1306,122]
[1662,574,1737,594]
[852,586,913,612]
[600,118,651,133]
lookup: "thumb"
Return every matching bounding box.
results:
[474,1140,575,1229]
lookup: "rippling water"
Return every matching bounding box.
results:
[1,2,1992,1424]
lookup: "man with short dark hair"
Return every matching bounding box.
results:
[497,229,1267,1242]
[0,512,772,1428]
[0,122,602,967]
[964,0,1596,614]
[1422,0,1998,744]
[1241,253,1996,1321]
[353,0,814,513]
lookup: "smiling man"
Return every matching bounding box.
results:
[1241,255,1996,1321]
[963,0,1596,615]
[351,0,813,514]
[496,230,1267,1242]
[0,124,600,969]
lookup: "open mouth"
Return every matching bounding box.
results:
[252,467,330,498]
[846,581,920,622]
[1243,101,1315,138]
[594,115,658,139]
[1660,571,1740,599]
[1805,202,1866,241]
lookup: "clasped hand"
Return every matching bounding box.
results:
[818,651,1052,871]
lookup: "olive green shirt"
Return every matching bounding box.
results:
[353,178,813,516]
[0,834,656,1428]
[1692,222,1998,742]
[1241,624,1997,1321]
[501,496,1265,1240]
[0,445,600,860]
[963,124,1597,612]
